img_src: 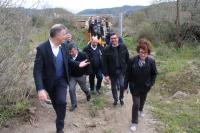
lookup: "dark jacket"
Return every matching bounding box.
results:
[83,43,104,73]
[102,44,129,77]
[33,40,79,92]
[69,52,91,77]
[124,55,157,94]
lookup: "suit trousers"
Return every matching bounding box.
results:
[69,75,90,107]
[47,78,67,131]
[89,69,103,91]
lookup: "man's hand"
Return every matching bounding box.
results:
[104,76,110,83]
[79,59,90,68]
[38,89,48,102]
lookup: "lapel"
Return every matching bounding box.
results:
[45,40,55,68]
[76,52,81,61]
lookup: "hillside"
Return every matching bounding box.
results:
[77,5,146,16]
[23,7,74,19]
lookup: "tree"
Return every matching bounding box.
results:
[0,0,40,104]
[176,0,182,48]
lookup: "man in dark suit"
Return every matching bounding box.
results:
[83,36,104,95]
[33,24,89,133]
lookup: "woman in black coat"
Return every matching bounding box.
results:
[124,38,157,132]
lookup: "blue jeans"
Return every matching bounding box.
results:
[110,73,124,102]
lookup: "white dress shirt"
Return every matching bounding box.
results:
[91,45,97,50]
[72,53,78,60]
[49,39,60,57]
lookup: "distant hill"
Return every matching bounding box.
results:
[23,8,74,18]
[77,5,146,16]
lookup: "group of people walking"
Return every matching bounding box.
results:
[87,16,112,45]
[33,23,157,133]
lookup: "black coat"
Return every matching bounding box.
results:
[102,44,129,77]
[69,52,92,77]
[83,43,104,73]
[124,55,158,94]
[33,40,79,92]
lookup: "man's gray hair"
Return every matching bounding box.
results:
[50,24,67,38]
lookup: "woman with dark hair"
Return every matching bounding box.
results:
[124,38,157,132]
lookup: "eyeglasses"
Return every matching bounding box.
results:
[139,50,147,54]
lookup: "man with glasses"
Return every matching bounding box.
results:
[124,38,157,131]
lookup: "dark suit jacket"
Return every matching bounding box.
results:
[83,43,104,73]
[33,40,79,92]
[69,51,92,77]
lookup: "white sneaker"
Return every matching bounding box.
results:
[130,124,137,132]
[139,111,145,117]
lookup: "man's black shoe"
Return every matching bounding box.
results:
[120,100,124,106]
[96,90,101,95]
[113,101,117,106]
[87,94,91,101]
[69,105,77,112]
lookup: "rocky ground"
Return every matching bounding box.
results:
[0,83,158,133]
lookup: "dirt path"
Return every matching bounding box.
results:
[0,87,157,133]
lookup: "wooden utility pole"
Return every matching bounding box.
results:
[176,0,182,48]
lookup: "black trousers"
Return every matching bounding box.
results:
[89,69,103,91]
[110,73,124,102]
[47,78,67,131]
[131,92,147,124]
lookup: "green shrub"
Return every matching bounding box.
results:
[52,18,74,29]
[123,36,137,54]
[32,15,45,28]
[192,45,200,58]
[137,22,156,42]
[0,100,30,126]
[152,21,176,43]
[149,96,200,133]
[156,44,176,58]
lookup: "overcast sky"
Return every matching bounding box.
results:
[26,0,153,13]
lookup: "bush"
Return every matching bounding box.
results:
[0,100,30,126]
[193,45,200,58]
[181,22,200,42]
[152,21,176,43]
[52,18,74,29]
[156,43,176,58]
[32,15,45,28]
[137,22,156,42]
[70,28,88,50]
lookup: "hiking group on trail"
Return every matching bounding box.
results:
[33,22,157,133]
